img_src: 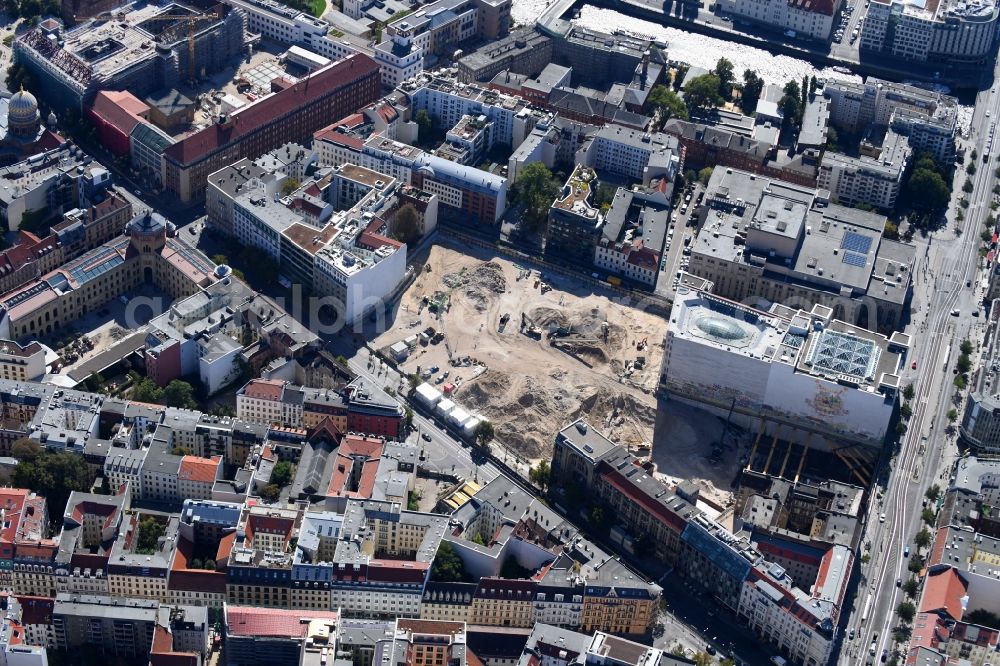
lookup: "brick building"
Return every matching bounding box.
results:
[163,55,381,203]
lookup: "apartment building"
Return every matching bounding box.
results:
[162,55,382,202]
[0,341,48,382]
[860,0,998,65]
[51,189,134,262]
[577,124,681,185]
[223,606,338,666]
[817,130,910,211]
[546,166,602,264]
[50,594,158,659]
[716,0,839,39]
[550,420,842,665]
[687,167,916,331]
[594,188,670,287]
[312,124,507,225]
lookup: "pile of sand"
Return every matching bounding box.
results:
[443,262,507,311]
[461,367,656,460]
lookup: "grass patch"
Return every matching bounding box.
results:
[309,0,325,16]
[328,27,344,37]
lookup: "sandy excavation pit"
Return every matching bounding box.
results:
[376,243,666,463]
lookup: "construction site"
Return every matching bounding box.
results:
[376,243,665,462]
[13,2,246,112]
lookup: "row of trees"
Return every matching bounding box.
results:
[131,377,199,409]
[10,438,94,520]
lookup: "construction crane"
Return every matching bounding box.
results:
[143,9,221,83]
[97,8,221,83]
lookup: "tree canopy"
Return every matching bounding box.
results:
[740,70,764,114]
[430,541,469,582]
[513,163,560,232]
[136,517,165,554]
[780,80,803,123]
[646,85,688,127]
[684,74,724,111]
[713,57,734,99]
[474,420,495,447]
[391,203,422,244]
[12,439,95,519]
[271,461,295,487]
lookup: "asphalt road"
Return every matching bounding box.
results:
[839,68,999,666]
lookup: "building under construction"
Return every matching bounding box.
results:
[13,4,246,113]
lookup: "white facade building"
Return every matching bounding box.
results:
[716,0,839,40]
[860,0,999,64]
[662,288,907,448]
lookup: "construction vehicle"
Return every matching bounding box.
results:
[520,313,542,339]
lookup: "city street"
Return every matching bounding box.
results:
[839,69,999,665]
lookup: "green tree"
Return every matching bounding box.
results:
[908,553,926,574]
[780,80,803,123]
[955,374,967,389]
[968,161,978,175]
[170,446,193,456]
[645,85,688,127]
[404,406,414,429]
[132,377,163,403]
[900,402,913,420]
[922,507,936,525]
[684,74,724,111]
[136,517,164,554]
[961,339,974,356]
[162,380,197,409]
[415,109,433,144]
[529,460,551,489]
[430,541,468,582]
[259,484,280,502]
[13,449,95,519]
[957,354,972,374]
[947,408,959,422]
[697,167,714,186]
[825,125,839,151]
[474,420,495,447]
[914,527,932,550]
[391,203,422,244]
[713,57,734,99]
[905,168,951,217]
[211,254,229,266]
[271,461,294,487]
[897,600,916,623]
[903,383,915,401]
[893,625,911,642]
[280,178,301,197]
[513,162,560,232]
[902,578,919,599]
[740,69,764,114]
[11,437,41,462]
[926,484,942,503]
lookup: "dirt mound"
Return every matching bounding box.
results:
[444,262,507,311]
[530,307,569,330]
[461,368,655,460]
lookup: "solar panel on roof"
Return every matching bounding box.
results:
[842,251,867,267]
[841,231,872,255]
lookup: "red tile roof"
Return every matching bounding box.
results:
[178,455,221,484]
[920,567,968,621]
[89,90,149,136]
[225,606,339,638]
[165,55,379,166]
[242,379,285,401]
